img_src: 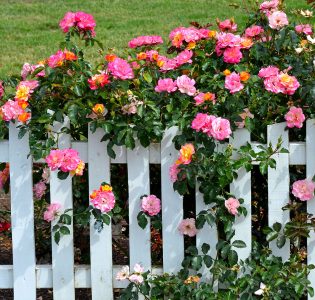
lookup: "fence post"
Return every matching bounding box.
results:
[267,123,290,260]
[307,119,315,299]
[88,127,113,300]
[229,128,252,260]
[50,117,75,300]
[9,123,36,300]
[127,141,151,271]
[161,127,184,273]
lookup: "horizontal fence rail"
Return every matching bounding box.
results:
[0,121,315,299]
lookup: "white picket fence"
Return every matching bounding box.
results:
[0,120,315,299]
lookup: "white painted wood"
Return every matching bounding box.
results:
[9,123,36,300]
[50,118,75,300]
[196,184,217,287]
[0,140,9,162]
[88,127,113,300]
[161,127,184,273]
[36,265,52,288]
[289,142,305,165]
[112,145,127,163]
[0,265,13,288]
[307,119,315,299]
[230,128,252,260]
[267,123,290,260]
[127,141,151,270]
[149,143,161,164]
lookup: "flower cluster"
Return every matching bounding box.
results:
[44,203,62,222]
[45,148,85,176]
[194,92,216,105]
[155,75,196,95]
[116,264,144,284]
[141,195,161,216]
[90,183,116,213]
[59,11,96,37]
[191,113,232,140]
[48,49,78,68]
[258,66,300,95]
[128,35,163,48]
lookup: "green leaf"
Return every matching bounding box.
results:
[57,171,69,180]
[228,249,238,265]
[60,225,70,235]
[232,240,246,248]
[54,231,60,245]
[102,213,111,225]
[266,231,278,242]
[191,256,202,270]
[272,222,282,232]
[60,214,72,225]
[143,71,152,83]
[203,255,213,268]
[276,235,286,248]
[137,212,148,229]
[107,142,116,159]
[259,161,268,175]
[201,243,210,254]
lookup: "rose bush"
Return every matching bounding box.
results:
[0,1,315,298]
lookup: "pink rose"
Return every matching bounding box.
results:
[44,203,62,222]
[128,35,163,48]
[292,179,315,201]
[90,190,116,213]
[268,11,289,30]
[225,72,244,94]
[175,50,193,66]
[155,78,177,93]
[129,274,144,284]
[245,25,264,38]
[33,181,47,199]
[216,32,241,49]
[295,24,313,35]
[176,75,196,96]
[218,19,237,32]
[169,163,180,183]
[223,47,243,64]
[258,66,280,78]
[116,266,129,281]
[210,117,232,140]
[178,218,197,237]
[59,12,76,33]
[141,195,161,216]
[108,57,134,80]
[0,100,24,122]
[225,197,240,215]
[285,107,305,129]
[194,92,216,105]
[260,0,279,13]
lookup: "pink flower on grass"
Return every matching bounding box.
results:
[218,19,237,32]
[108,57,134,80]
[285,107,305,128]
[33,181,47,199]
[295,24,313,35]
[48,50,65,68]
[44,203,62,222]
[0,100,24,122]
[268,11,289,30]
[260,0,279,12]
[225,197,240,215]
[223,47,243,64]
[292,179,315,201]
[216,33,241,49]
[141,195,161,216]
[128,35,163,48]
[155,78,177,93]
[116,266,129,281]
[178,218,197,237]
[225,72,244,94]
[176,75,196,96]
[210,117,232,141]
[59,12,76,33]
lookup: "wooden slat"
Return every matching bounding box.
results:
[9,124,36,300]
[50,118,75,300]
[161,127,184,273]
[0,140,9,162]
[267,123,290,260]
[196,184,217,285]
[88,128,113,300]
[230,128,252,260]
[307,119,315,299]
[127,142,151,271]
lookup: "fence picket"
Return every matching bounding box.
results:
[196,184,217,284]
[9,124,36,300]
[307,119,315,299]
[267,123,290,260]
[50,119,75,300]
[88,127,113,300]
[230,129,252,260]
[161,127,184,273]
[127,142,151,270]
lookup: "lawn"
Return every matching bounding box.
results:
[0,0,311,78]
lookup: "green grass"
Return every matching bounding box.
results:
[0,0,311,78]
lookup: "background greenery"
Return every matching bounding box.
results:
[0,0,311,78]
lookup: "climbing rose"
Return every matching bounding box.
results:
[177,143,195,165]
[210,117,232,140]
[295,24,313,35]
[225,72,244,94]
[0,100,24,121]
[169,163,180,183]
[108,57,134,80]
[284,107,305,128]
[44,203,62,222]
[141,195,161,216]
[178,218,197,237]
[277,73,300,95]
[292,179,315,201]
[155,78,177,93]
[268,11,288,30]
[223,47,243,64]
[128,35,163,48]
[225,197,240,215]
[90,184,116,213]
[116,266,129,281]
[33,181,47,199]
[176,75,196,96]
